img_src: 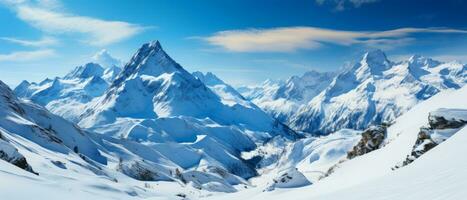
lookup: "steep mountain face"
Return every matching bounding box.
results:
[0,81,106,165]
[14,62,121,122]
[289,50,467,134]
[192,71,253,108]
[1,80,252,197]
[241,71,335,123]
[11,41,299,192]
[73,41,299,180]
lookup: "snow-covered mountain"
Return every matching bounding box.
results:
[1,79,255,198]
[241,70,335,123]
[14,62,121,122]
[78,41,296,137]
[10,41,299,194]
[290,50,466,134]
[5,41,467,199]
[244,50,466,135]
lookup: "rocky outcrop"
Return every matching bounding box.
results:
[0,136,36,174]
[395,108,467,169]
[428,110,467,129]
[116,159,171,181]
[347,124,388,159]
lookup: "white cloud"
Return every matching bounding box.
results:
[1,0,146,46]
[0,49,56,62]
[1,36,58,47]
[92,49,122,68]
[201,27,467,52]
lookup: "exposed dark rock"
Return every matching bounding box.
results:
[0,141,37,175]
[394,109,467,169]
[428,114,467,129]
[347,124,388,159]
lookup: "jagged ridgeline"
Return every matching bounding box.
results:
[9,40,300,193]
[242,50,467,135]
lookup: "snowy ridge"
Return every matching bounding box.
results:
[242,50,466,134]
[288,50,466,134]
[241,70,335,123]
[14,62,122,122]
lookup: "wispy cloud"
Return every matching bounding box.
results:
[1,0,146,46]
[200,27,467,52]
[316,0,380,11]
[0,49,56,62]
[1,36,58,47]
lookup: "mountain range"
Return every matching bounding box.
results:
[2,40,467,199]
[241,50,466,134]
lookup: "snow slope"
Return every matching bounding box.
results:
[208,85,467,200]
[0,79,258,199]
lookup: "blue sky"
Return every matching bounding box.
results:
[0,0,466,87]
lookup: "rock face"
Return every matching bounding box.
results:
[347,124,388,159]
[0,137,36,174]
[396,108,467,168]
[428,109,467,129]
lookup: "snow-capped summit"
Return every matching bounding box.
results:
[288,50,466,134]
[64,63,105,80]
[241,70,335,123]
[72,41,299,181]
[14,61,123,123]
[80,41,296,137]
[408,54,440,68]
[354,49,392,80]
[192,71,225,86]
[113,40,186,86]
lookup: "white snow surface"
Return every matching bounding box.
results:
[206,85,467,200]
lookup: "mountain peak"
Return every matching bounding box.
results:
[113,40,187,86]
[192,71,224,86]
[354,49,391,77]
[408,54,440,68]
[64,63,104,80]
[362,49,388,64]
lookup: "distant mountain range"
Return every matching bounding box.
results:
[241,50,466,134]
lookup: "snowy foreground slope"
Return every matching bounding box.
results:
[208,86,467,200]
